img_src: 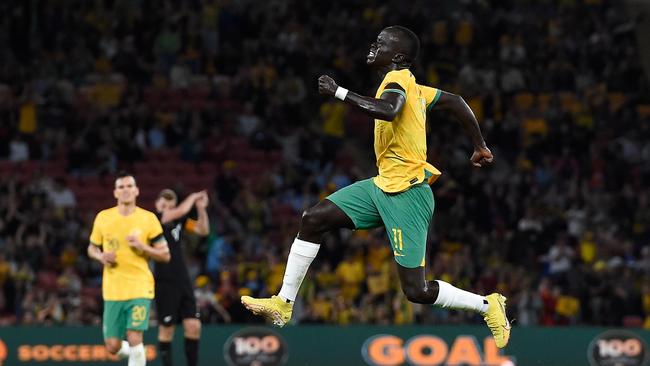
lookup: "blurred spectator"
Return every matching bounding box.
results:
[9,134,28,162]
[46,178,76,209]
[194,275,231,324]
[543,236,575,282]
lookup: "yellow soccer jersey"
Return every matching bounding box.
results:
[89,207,164,301]
[373,68,442,193]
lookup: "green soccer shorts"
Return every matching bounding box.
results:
[102,298,151,340]
[327,178,434,268]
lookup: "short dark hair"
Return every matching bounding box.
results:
[386,25,420,64]
[115,170,136,183]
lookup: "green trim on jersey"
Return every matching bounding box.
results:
[427,89,442,111]
[381,88,407,100]
[151,233,165,244]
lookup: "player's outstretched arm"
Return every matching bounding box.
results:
[434,91,494,167]
[318,75,405,121]
[193,192,210,236]
[160,190,205,224]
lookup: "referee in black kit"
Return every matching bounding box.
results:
[154,189,210,366]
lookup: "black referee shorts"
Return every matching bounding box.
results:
[155,280,199,326]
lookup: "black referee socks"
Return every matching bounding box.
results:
[185,338,199,366]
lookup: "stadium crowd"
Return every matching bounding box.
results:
[1,0,650,329]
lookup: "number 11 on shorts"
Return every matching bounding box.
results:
[392,228,403,251]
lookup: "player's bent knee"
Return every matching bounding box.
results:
[301,207,334,235]
[402,286,428,304]
[158,325,175,341]
[184,318,201,338]
[104,340,121,354]
[126,330,144,345]
[300,208,321,232]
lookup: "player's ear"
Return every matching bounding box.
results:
[113,188,119,200]
[392,53,406,64]
[135,186,140,197]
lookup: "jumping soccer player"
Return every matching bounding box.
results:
[154,189,210,366]
[88,172,171,366]
[241,25,511,348]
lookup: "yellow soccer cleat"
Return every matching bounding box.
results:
[241,295,293,327]
[483,293,511,348]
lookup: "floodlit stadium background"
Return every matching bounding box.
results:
[0,0,649,365]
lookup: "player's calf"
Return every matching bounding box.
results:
[401,284,437,304]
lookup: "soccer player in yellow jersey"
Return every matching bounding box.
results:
[88,172,170,365]
[241,26,511,348]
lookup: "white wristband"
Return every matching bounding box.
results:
[335,87,349,101]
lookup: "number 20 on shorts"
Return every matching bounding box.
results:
[132,306,146,322]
